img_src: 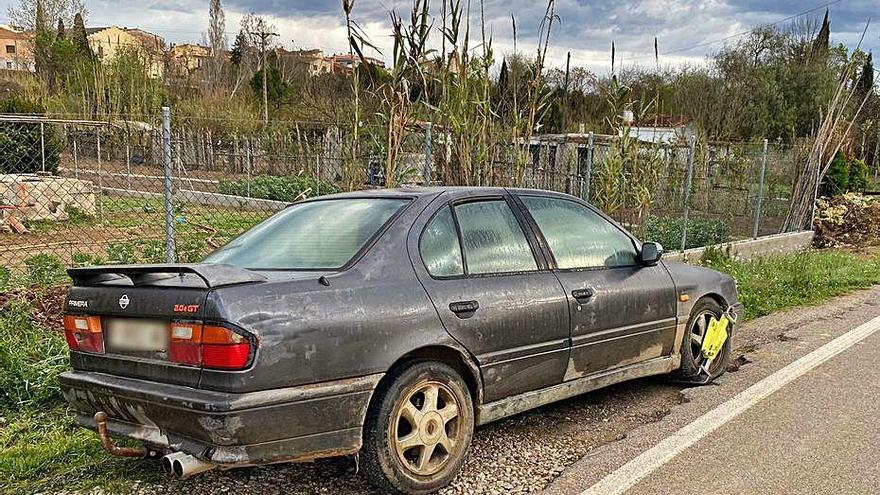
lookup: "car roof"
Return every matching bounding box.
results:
[313,186,577,200]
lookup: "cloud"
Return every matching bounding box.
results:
[1,0,875,73]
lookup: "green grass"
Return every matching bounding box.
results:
[0,296,158,494]
[1,248,880,492]
[0,408,159,494]
[700,248,880,321]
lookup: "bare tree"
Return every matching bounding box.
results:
[7,0,86,30]
[207,0,227,90]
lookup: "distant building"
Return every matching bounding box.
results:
[86,26,165,78]
[329,53,385,74]
[275,48,332,76]
[622,115,695,145]
[169,43,210,74]
[0,24,33,71]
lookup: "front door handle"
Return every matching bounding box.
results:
[449,300,479,318]
[571,288,594,303]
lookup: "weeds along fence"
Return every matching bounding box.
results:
[0,110,802,273]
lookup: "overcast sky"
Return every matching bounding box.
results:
[2,0,877,74]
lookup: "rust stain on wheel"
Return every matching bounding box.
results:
[391,379,462,477]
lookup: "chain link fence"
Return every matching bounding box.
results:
[0,109,804,273]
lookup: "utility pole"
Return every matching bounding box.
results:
[250,28,278,125]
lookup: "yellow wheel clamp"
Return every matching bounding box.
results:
[699,308,736,376]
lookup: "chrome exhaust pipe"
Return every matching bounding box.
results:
[160,452,187,475]
[162,452,216,479]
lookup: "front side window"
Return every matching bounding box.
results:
[419,207,464,277]
[453,200,537,275]
[520,196,638,269]
[205,198,409,269]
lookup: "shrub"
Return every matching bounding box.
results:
[822,151,849,196]
[0,96,61,174]
[23,254,66,285]
[645,216,731,250]
[106,243,139,264]
[65,205,93,224]
[71,252,105,267]
[0,266,10,289]
[218,175,340,203]
[849,159,869,193]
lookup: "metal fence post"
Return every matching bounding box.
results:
[125,134,132,191]
[245,137,252,198]
[680,135,696,252]
[583,132,594,201]
[315,154,320,196]
[162,106,177,263]
[73,134,79,179]
[96,126,103,215]
[423,122,433,185]
[40,122,46,172]
[752,138,768,239]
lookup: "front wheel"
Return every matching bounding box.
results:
[361,360,474,494]
[677,298,731,382]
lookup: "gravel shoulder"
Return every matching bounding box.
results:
[79,286,880,495]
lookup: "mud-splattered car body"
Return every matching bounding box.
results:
[60,187,743,469]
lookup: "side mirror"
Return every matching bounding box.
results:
[639,242,663,266]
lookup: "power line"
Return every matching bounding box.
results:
[628,0,845,61]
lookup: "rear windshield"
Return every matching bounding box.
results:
[204,198,410,269]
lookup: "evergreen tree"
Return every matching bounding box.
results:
[811,9,830,62]
[56,17,65,37]
[34,0,46,31]
[33,0,51,77]
[230,29,248,66]
[858,52,874,97]
[71,12,91,57]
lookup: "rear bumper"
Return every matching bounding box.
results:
[59,370,383,465]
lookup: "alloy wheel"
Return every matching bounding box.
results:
[391,380,461,477]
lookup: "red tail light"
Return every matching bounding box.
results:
[168,322,252,370]
[63,315,105,354]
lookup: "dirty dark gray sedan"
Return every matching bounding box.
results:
[60,187,743,494]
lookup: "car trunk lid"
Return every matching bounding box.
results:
[65,264,266,387]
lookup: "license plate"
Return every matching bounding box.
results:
[107,318,168,351]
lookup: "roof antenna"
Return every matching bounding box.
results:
[318,276,331,287]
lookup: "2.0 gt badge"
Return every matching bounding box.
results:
[173,304,200,313]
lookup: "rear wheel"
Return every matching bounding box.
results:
[677,298,731,382]
[361,360,474,494]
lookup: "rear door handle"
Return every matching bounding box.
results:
[571,288,594,303]
[449,300,479,317]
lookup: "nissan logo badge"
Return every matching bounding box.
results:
[119,294,130,309]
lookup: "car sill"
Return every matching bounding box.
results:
[476,355,679,425]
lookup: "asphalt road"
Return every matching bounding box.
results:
[547,286,880,495]
[623,330,880,495]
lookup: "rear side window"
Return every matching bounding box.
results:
[204,198,409,269]
[453,200,537,275]
[420,207,464,277]
[520,196,638,269]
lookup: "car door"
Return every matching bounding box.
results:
[514,193,678,381]
[410,192,570,403]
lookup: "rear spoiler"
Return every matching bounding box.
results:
[67,264,267,288]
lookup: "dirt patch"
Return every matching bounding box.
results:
[0,284,68,332]
[813,194,880,248]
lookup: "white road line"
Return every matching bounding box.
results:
[580,314,880,495]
